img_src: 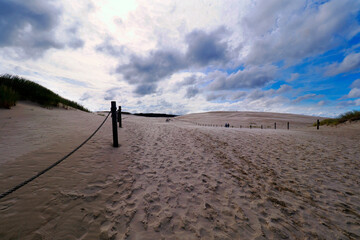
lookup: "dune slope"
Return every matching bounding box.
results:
[0,105,359,239]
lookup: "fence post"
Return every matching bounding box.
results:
[111,101,119,147]
[274,122,276,129]
[287,122,289,130]
[118,106,122,128]
[317,119,320,130]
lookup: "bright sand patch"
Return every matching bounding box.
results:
[0,102,359,239]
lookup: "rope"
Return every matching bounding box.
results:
[0,111,112,200]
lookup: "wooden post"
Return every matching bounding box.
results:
[287,122,289,130]
[250,125,252,129]
[317,119,320,130]
[118,106,122,128]
[111,101,119,147]
[274,122,276,129]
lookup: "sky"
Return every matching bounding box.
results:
[0,0,359,117]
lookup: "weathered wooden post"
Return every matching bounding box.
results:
[111,101,119,147]
[287,122,289,130]
[118,106,122,128]
[317,119,320,130]
[274,122,276,129]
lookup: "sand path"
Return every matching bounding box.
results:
[0,106,359,239]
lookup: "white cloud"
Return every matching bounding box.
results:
[292,94,318,103]
[0,0,358,116]
[0,0,85,59]
[326,52,360,76]
[318,100,326,106]
[287,73,299,82]
[347,88,360,98]
[241,0,360,65]
[343,79,360,99]
[351,79,360,88]
[276,84,292,94]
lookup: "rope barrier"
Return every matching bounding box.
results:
[0,111,112,200]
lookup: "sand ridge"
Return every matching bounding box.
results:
[176,111,325,129]
[0,103,359,239]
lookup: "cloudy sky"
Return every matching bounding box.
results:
[1,0,359,116]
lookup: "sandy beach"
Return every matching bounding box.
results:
[0,102,359,239]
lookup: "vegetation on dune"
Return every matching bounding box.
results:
[315,110,360,126]
[0,74,89,112]
[0,84,18,109]
[316,118,338,126]
[337,110,360,123]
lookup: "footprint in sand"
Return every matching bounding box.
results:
[144,192,160,203]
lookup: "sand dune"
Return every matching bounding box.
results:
[0,103,359,239]
[176,111,324,129]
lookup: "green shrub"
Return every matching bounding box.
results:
[338,110,360,123]
[315,110,360,126]
[0,74,89,112]
[0,85,18,109]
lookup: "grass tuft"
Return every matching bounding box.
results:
[314,110,360,126]
[0,74,89,112]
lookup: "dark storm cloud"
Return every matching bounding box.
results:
[207,65,277,91]
[115,27,231,96]
[116,49,186,95]
[116,49,186,84]
[134,83,158,95]
[185,27,229,66]
[0,0,83,57]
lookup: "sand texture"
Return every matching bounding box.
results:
[0,103,359,239]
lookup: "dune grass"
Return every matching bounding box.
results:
[0,74,89,112]
[338,110,360,123]
[0,84,18,109]
[315,110,360,126]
